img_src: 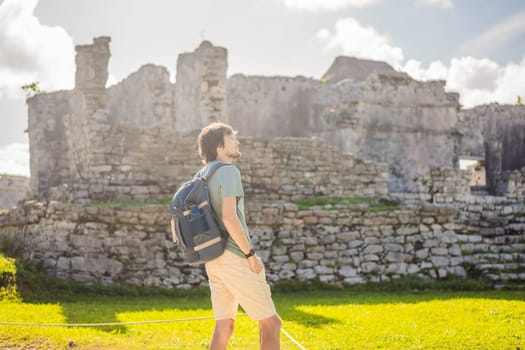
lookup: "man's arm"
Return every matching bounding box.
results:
[221,196,263,273]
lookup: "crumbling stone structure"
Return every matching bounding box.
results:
[27,37,525,199]
[0,175,31,209]
[457,104,525,193]
[1,36,524,289]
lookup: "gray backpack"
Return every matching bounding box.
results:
[169,162,228,264]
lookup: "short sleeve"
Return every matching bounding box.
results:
[217,165,244,198]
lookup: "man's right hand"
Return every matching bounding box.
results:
[248,254,264,274]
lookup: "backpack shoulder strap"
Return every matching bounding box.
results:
[197,162,228,182]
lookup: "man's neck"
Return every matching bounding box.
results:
[215,155,233,164]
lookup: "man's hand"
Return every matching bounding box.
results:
[248,254,264,274]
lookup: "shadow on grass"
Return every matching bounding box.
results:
[7,258,525,335]
[14,262,214,334]
[12,260,341,332]
[12,263,338,334]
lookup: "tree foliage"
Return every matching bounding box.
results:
[21,82,45,99]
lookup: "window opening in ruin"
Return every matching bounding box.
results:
[459,157,486,187]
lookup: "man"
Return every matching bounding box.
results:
[174,122,281,350]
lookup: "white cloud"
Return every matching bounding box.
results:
[317,18,404,68]
[0,0,75,98]
[447,57,500,91]
[0,142,30,177]
[403,56,525,108]
[416,0,453,8]
[403,59,448,81]
[316,15,524,108]
[282,0,381,11]
[461,11,525,57]
[281,0,453,11]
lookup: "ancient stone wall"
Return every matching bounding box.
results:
[227,71,462,193]
[44,135,388,204]
[227,74,343,137]
[46,131,197,204]
[0,175,31,209]
[8,36,525,291]
[454,195,525,287]
[74,37,111,89]
[496,169,525,199]
[458,104,525,193]
[1,196,523,288]
[236,137,388,200]
[417,167,472,203]
[27,91,70,195]
[175,41,228,132]
[317,75,461,193]
[26,38,228,201]
[107,64,175,128]
[25,37,525,198]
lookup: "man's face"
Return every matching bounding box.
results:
[222,133,241,159]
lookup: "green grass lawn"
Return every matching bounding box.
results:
[1,290,524,349]
[1,254,524,349]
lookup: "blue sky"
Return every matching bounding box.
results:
[1,0,524,176]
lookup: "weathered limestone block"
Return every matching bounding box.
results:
[299,260,317,269]
[344,276,365,285]
[363,254,380,262]
[363,245,383,254]
[431,256,449,267]
[364,237,380,244]
[315,266,335,275]
[272,255,290,263]
[320,274,336,282]
[385,243,404,252]
[272,245,287,256]
[303,237,319,246]
[385,252,410,263]
[431,247,449,256]
[339,266,357,277]
[397,226,419,235]
[349,240,364,248]
[296,268,316,280]
[386,263,408,275]
[361,262,380,273]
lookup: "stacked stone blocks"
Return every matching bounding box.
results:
[2,195,523,288]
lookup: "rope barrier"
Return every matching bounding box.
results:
[281,327,307,350]
[0,314,306,349]
[0,314,222,327]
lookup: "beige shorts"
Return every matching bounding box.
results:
[205,249,277,321]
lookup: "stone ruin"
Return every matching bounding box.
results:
[0,36,524,289]
[0,175,31,210]
[24,38,525,201]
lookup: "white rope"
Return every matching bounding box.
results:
[0,313,306,349]
[281,327,307,350]
[0,314,221,327]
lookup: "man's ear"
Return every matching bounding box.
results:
[216,144,224,157]
[217,138,225,150]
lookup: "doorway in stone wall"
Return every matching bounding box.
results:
[459,156,487,195]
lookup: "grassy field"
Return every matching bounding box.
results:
[1,254,524,349]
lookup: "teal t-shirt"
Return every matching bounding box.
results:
[205,161,252,258]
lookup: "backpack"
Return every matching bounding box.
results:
[169,162,228,264]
